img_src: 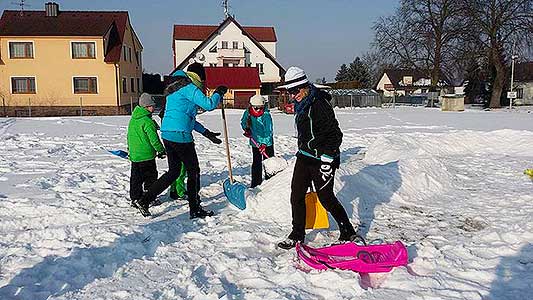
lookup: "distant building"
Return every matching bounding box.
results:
[172,16,284,94]
[0,2,143,116]
[204,66,260,108]
[513,62,533,105]
[376,69,449,97]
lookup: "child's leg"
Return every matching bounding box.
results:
[264,145,275,180]
[251,146,263,188]
[174,163,187,197]
[142,159,158,192]
[130,162,144,201]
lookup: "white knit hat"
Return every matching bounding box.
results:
[249,95,266,106]
[278,66,309,90]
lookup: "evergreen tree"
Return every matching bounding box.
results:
[335,64,349,82]
[347,57,372,88]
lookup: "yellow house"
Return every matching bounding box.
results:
[0,2,143,116]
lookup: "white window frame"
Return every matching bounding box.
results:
[70,41,97,59]
[130,77,136,93]
[8,40,35,59]
[10,76,37,94]
[221,41,228,49]
[72,76,99,94]
[136,77,142,93]
[232,41,239,49]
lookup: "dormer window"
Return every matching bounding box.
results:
[403,76,413,85]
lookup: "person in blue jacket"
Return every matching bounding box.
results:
[133,63,227,218]
[241,95,274,188]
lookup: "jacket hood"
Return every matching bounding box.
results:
[132,105,152,119]
[170,70,187,78]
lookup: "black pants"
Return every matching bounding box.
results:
[288,154,355,241]
[251,145,274,188]
[130,159,158,201]
[140,140,201,212]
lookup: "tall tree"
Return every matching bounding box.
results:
[460,0,532,108]
[347,57,372,88]
[335,64,350,82]
[374,0,467,87]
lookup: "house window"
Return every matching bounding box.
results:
[233,41,239,49]
[256,63,264,74]
[209,44,217,53]
[9,42,34,59]
[131,78,136,93]
[123,46,127,61]
[73,77,97,94]
[209,63,217,67]
[122,78,127,93]
[223,62,229,67]
[11,77,36,94]
[516,88,524,99]
[137,78,141,93]
[221,41,228,49]
[246,63,252,67]
[71,42,96,59]
[128,47,132,62]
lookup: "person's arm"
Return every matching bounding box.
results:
[240,110,250,130]
[182,84,223,111]
[193,121,207,134]
[144,120,165,154]
[309,99,342,159]
[195,120,222,144]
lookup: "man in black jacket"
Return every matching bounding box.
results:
[277,67,359,250]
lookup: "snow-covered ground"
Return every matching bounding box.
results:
[1,107,532,300]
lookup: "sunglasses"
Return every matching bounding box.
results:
[252,105,264,110]
[288,87,300,95]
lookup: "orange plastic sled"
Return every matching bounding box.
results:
[305,192,329,229]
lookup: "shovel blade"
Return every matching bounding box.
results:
[109,149,129,159]
[223,179,247,210]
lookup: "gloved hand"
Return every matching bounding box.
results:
[319,155,334,181]
[214,86,228,97]
[258,144,267,154]
[157,151,166,159]
[243,128,252,138]
[202,129,222,144]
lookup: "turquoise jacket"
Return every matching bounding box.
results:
[161,70,221,143]
[240,107,274,147]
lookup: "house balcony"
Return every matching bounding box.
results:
[218,48,245,59]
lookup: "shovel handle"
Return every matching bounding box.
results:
[249,136,270,159]
[221,102,234,184]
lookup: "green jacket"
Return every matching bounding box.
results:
[127,106,165,162]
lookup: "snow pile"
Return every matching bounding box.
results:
[262,156,288,177]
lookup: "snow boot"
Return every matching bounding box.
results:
[277,238,301,250]
[189,206,214,219]
[132,199,151,217]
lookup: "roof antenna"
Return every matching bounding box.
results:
[12,0,30,16]
[222,0,229,19]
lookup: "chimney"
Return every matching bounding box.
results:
[45,2,59,17]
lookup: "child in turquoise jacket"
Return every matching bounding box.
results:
[241,95,274,188]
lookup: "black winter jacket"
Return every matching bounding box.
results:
[295,87,342,160]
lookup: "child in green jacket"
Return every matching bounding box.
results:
[127,93,166,206]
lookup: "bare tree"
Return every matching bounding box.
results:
[460,0,532,108]
[374,0,468,87]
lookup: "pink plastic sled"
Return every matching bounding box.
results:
[296,241,408,273]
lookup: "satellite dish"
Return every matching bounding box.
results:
[195,53,206,62]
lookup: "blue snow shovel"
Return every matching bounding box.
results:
[109,149,129,159]
[221,103,247,210]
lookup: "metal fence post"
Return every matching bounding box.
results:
[80,97,83,116]
[28,98,32,117]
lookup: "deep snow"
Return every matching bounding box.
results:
[0,107,532,300]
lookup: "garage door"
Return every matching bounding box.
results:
[234,91,256,109]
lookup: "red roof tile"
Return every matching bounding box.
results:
[204,67,261,89]
[0,10,129,63]
[173,24,277,42]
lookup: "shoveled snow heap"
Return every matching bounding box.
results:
[0,107,532,300]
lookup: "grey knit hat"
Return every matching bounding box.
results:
[139,93,155,107]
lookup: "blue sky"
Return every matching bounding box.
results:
[1,0,397,81]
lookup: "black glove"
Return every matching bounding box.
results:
[214,86,228,97]
[202,129,222,144]
[157,151,166,159]
[319,155,334,181]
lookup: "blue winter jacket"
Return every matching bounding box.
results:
[240,107,274,147]
[161,70,222,143]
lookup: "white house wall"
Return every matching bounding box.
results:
[174,21,281,83]
[261,42,276,58]
[174,40,202,68]
[376,73,394,97]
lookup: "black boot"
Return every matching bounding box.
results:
[190,206,214,219]
[277,238,301,250]
[132,199,151,217]
[169,190,183,200]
